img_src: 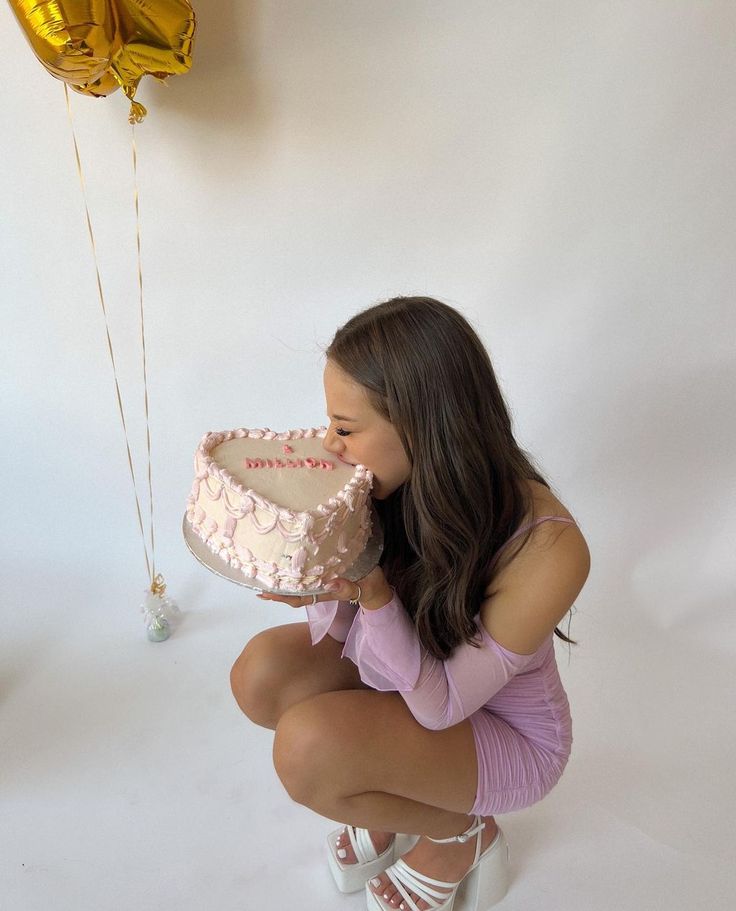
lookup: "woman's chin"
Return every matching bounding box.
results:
[371,480,400,501]
[370,481,384,500]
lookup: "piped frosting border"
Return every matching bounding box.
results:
[191,426,372,523]
[185,425,375,590]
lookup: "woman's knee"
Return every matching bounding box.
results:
[229,621,368,729]
[230,632,283,728]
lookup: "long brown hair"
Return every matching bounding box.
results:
[324,296,579,661]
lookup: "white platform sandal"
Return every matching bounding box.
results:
[326,825,421,893]
[364,815,510,911]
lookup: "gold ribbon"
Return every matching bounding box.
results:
[64,83,157,586]
[128,100,148,125]
[151,573,167,596]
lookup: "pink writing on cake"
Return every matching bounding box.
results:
[282,444,294,454]
[244,457,335,470]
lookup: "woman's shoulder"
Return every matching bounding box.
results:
[480,480,590,654]
[491,480,581,569]
[524,479,578,527]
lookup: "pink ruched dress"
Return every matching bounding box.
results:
[305,516,576,816]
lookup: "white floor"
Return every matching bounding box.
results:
[2,545,734,911]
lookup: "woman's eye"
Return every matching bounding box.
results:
[335,427,351,437]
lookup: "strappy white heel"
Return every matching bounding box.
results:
[326,825,421,893]
[364,815,511,911]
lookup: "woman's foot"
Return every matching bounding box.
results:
[334,827,395,863]
[367,816,498,910]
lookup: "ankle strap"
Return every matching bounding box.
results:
[425,815,485,844]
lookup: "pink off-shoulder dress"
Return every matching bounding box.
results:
[305,516,577,816]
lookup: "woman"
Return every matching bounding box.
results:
[230,296,591,911]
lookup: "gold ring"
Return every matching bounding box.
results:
[349,583,362,606]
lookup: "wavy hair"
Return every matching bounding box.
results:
[324,296,578,661]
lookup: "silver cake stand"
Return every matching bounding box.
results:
[182,503,384,597]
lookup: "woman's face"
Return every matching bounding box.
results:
[322,359,411,499]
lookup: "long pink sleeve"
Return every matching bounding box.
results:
[306,590,537,731]
[305,598,358,643]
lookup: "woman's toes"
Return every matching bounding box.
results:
[369,874,386,893]
[368,876,427,910]
[335,830,357,863]
[369,875,394,903]
[391,891,428,910]
[337,828,393,864]
[402,896,423,909]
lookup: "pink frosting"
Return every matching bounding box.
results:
[186,424,374,590]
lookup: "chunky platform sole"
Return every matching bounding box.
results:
[455,828,511,911]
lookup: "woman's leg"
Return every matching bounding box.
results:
[230,622,397,862]
[272,689,498,911]
[229,620,373,730]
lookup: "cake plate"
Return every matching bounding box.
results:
[182,504,384,597]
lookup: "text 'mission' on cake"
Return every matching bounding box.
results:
[185,426,375,592]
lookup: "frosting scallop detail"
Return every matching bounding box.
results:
[185,426,374,592]
[291,546,308,573]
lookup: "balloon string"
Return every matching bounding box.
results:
[131,123,157,582]
[63,83,153,585]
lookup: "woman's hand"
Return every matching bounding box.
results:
[256,563,393,612]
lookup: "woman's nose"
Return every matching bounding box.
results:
[322,427,342,453]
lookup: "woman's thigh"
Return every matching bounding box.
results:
[272,688,480,816]
[230,621,373,728]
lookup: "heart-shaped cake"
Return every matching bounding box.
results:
[185,426,374,591]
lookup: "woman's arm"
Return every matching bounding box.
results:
[305,598,359,644]
[340,592,535,730]
[338,526,589,730]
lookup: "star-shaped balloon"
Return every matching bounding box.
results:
[8,0,196,121]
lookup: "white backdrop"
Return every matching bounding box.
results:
[1,3,734,910]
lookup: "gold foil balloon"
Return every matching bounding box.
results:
[8,0,196,121]
[7,1,120,85]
